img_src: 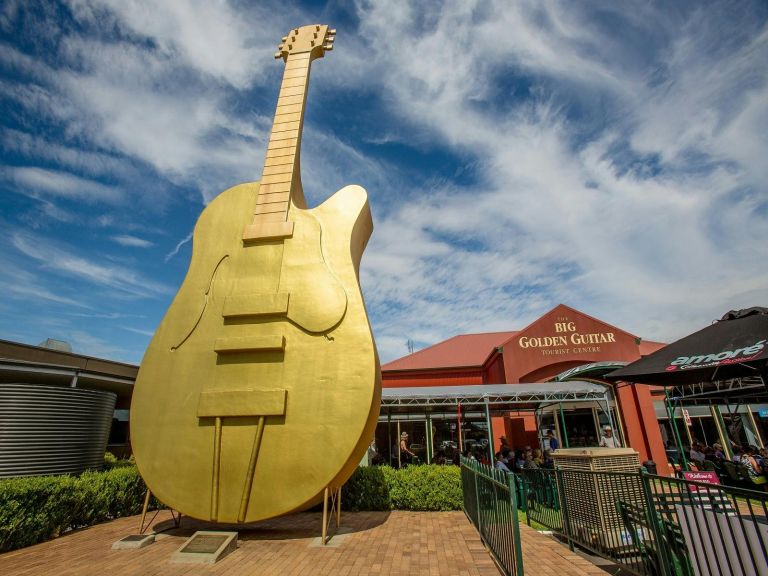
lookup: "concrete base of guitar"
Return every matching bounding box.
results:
[170,531,238,564]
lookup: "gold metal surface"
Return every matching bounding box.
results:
[238,416,265,522]
[131,24,380,523]
[197,389,286,418]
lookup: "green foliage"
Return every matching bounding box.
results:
[0,475,80,552]
[342,465,393,510]
[2,463,462,552]
[0,465,151,553]
[343,465,462,511]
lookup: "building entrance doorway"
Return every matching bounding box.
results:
[561,407,599,447]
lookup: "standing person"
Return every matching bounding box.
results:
[399,432,416,466]
[546,430,559,451]
[499,435,510,452]
[599,425,620,448]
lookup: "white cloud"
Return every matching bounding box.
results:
[10,231,173,298]
[67,0,281,88]
[112,234,154,248]
[67,329,124,359]
[2,1,766,365]
[119,325,155,337]
[350,0,768,361]
[4,165,124,203]
[165,231,193,262]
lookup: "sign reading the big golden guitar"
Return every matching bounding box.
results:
[131,25,381,524]
[518,320,616,356]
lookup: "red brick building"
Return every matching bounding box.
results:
[382,304,672,471]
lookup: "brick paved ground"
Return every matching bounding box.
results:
[0,510,605,575]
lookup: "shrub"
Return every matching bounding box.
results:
[0,465,150,553]
[342,465,393,511]
[0,475,80,552]
[1,463,462,552]
[343,465,462,511]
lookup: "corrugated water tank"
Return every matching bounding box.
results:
[0,383,116,477]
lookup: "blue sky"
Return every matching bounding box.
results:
[1,1,767,365]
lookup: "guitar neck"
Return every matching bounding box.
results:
[244,53,313,241]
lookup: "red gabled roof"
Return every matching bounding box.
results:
[382,331,517,372]
[639,340,666,356]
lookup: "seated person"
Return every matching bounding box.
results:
[712,442,726,460]
[740,446,763,478]
[494,451,511,472]
[757,447,768,469]
[523,451,539,469]
[542,450,555,469]
[689,442,706,463]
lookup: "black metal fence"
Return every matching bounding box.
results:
[520,467,768,576]
[461,457,525,576]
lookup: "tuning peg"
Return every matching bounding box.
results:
[282,36,287,41]
[329,29,337,35]
[323,44,333,51]
[274,52,282,59]
[327,35,335,43]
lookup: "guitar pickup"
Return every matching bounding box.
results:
[197,389,287,418]
[214,335,286,354]
[222,292,290,319]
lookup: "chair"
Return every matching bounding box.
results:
[660,518,694,576]
[618,500,661,575]
[734,464,767,489]
[721,461,746,487]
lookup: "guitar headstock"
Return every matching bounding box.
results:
[275,24,335,62]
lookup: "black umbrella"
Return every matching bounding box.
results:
[606,307,768,386]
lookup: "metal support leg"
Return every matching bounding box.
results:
[138,489,151,534]
[321,485,342,545]
[322,486,329,545]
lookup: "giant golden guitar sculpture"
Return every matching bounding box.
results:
[130,25,381,524]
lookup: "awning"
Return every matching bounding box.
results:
[381,381,608,410]
[606,307,768,386]
[552,361,628,382]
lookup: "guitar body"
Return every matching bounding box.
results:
[131,181,381,522]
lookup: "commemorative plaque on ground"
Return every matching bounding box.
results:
[170,531,238,564]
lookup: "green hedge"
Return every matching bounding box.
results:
[1,463,461,553]
[343,465,462,511]
[0,465,150,552]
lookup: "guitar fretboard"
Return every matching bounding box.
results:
[243,53,312,241]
